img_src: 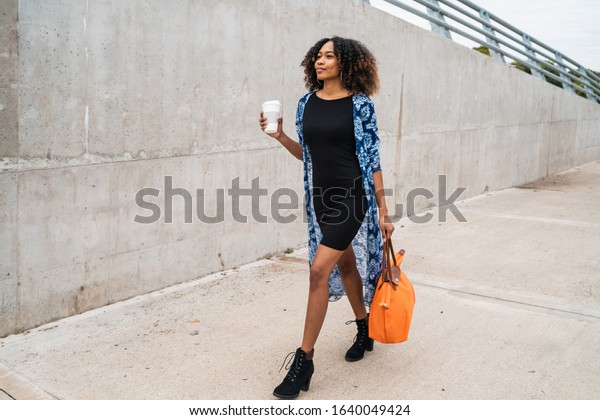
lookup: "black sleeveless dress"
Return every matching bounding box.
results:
[302,94,368,251]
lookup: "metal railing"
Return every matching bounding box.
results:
[364,0,600,103]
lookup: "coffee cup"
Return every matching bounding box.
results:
[262,100,282,134]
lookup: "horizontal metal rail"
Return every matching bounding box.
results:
[429,0,598,93]
[455,0,600,86]
[365,0,600,103]
[457,0,600,84]
[435,0,590,80]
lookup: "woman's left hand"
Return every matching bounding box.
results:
[379,213,395,240]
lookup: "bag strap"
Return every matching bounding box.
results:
[387,238,397,267]
[378,239,399,290]
[378,240,390,290]
[382,240,390,272]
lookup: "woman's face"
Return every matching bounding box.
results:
[315,41,341,82]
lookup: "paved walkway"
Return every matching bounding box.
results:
[1,162,599,400]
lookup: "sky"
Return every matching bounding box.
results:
[370,0,600,71]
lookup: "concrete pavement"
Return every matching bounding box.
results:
[1,161,599,400]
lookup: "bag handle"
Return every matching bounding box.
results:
[378,241,388,289]
[379,239,397,290]
[378,238,405,291]
[387,238,397,267]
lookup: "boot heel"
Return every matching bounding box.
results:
[366,338,374,351]
[273,348,315,399]
[300,376,312,392]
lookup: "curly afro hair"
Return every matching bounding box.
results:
[300,36,379,96]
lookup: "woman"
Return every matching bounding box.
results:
[259,36,394,399]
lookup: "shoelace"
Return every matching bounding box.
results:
[278,351,304,383]
[278,351,296,373]
[345,317,369,327]
[346,319,368,344]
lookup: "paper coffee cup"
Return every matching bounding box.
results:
[262,100,282,134]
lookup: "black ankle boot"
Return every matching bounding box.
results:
[345,314,374,362]
[273,348,314,399]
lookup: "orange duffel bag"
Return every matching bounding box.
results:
[369,239,415,344]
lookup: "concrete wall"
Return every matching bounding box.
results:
[1,0,599,337]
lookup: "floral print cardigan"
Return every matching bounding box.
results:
[295,92,384,305]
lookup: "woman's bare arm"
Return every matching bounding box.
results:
[274,131,302,160]
[259,114,302,160]
[373,169,395,239]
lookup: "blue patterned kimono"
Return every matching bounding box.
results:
[295,92,384,305]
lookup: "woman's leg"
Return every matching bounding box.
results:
[300,243,345,352]
[338,245,368,320]
[338,244,373,362]
[274,244,342,399]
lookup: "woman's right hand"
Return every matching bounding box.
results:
[259,112,283,140]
